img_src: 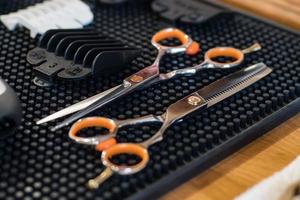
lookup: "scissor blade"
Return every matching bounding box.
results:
[36,85,121,125]
[51,83,132,131]
[197,62,272,107]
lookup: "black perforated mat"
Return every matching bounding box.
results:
[0,1,299,200]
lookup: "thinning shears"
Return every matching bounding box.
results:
[68,62,272,189]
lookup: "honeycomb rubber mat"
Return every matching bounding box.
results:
[0,1,299,200]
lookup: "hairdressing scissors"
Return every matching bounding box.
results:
[68,62,272,189]
[39,27,199,128]
[43,29,261,131]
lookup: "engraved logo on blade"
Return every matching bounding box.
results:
[0,80,7,95]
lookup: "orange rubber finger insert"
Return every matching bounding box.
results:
[103,143,149,173]
[152,28,189,45]
[186,41,200,55]
[69,117,117,137]
[95,138,117,152]
[205,47,244,65]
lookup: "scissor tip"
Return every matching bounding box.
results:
[51,122,69,131]
[51,125,61,132]
[36,120,43,125]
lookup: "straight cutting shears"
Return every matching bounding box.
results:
[40,27,199,129]
[68,62,272,189]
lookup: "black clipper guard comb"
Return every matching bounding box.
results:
[27,29,140,86]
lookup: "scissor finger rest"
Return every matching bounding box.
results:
[102,143,149,175]
[205,47,244,68]
[68,117,117,146]
[151,28,199,55]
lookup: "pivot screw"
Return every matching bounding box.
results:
[130,75,143,83]
[188,96,202,106]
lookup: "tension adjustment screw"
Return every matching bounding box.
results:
[188,96,202,106]
[130,75,143,83]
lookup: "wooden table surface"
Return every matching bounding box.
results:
[162,0,300,199]
[221,0,300,30]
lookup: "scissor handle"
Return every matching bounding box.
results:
[68,117,117,147]
[204,47,244,68]
[101,143,149,175]
[151,28,199,55]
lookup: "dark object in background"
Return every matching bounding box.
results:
[0,78,21,138]
[27,28,140,87]
[152,0,223,23]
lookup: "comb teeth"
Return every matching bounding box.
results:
[26,29,140,86]
[206,65,272,107]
